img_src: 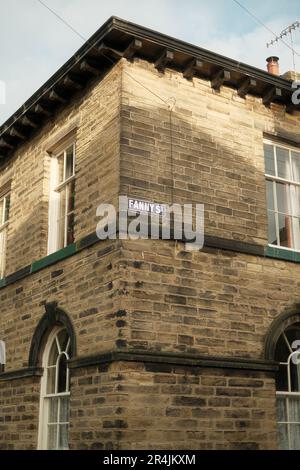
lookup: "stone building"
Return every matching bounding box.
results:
[0,17,300,450]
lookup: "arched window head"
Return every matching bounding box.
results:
[274,322,300,450]
[38,326,71,450]
[29,302,76,368]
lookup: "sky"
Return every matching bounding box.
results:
[0,0,299,125]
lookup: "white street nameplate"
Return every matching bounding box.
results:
[128,198,166,215]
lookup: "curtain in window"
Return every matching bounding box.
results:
[277,396,300,449]
[39,327,71,450]
[275,325,300,450]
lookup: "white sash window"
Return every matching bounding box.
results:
[264,141,300,251]
[0,191,10,278]
[48,143,75,254]
[275,324,300,450]
[38,327,71,450]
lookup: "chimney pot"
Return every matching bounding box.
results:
[266,56,280,75]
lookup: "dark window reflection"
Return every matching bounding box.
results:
[57,354,68,393]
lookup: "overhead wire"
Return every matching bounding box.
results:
[232,0,300,59]
[36,0,177,205]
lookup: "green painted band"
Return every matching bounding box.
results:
[265,245,300,263]
[31,243,77,273]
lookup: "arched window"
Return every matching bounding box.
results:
[38,326,71,450]
[275,322,300,450]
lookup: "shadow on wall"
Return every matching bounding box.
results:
[2,63,300,364]
[119,95,269,247]
[116,81,300,360]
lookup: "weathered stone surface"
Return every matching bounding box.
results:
[0,57,298,450]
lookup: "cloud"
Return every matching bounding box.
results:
[203,16,300,75]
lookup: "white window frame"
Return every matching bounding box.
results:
[0,191,10,278]
[276,330,300,450]
[48,142,76,255]
[37,326,71,450]
[264,139,300,253]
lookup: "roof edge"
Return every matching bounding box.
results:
[0,16,298,161]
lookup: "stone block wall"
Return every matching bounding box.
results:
[68,361,277,450]
[0,57,299,450]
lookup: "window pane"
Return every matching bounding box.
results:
[3,194,10,223]
[291,217,300,251]
[48,398,58,424]
[47,424,57,450]
[276,147,290,180]
[276,364,289,391]
[277,396,287,422]
[288,396,300,423]
[57,330,68,353]
[48,339,59,366]
[285,326,300,347]
[57,154,64,184]
[275,334,291,363]
[57,354,68,393]
[57,218,65,250]
[59,397,69,423]
[67,180,75,213]
[290,361,300,392]
[0,199,3,225]
[57,188,66,249]
[65,146,74,180]
[278,423,289,450]
[291,151,300,182]
[266,180,274,211]
[59,188,66,220]
[276,182,290,214]
[0,229,7,277]
[289,424,300,450]
[66,213,74,245]
[278,213,292,248]
[47,366,56,394]
[264,144,275,176]
[290,186,300,217]
[58,424,69,450]
[267,210,277,245]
